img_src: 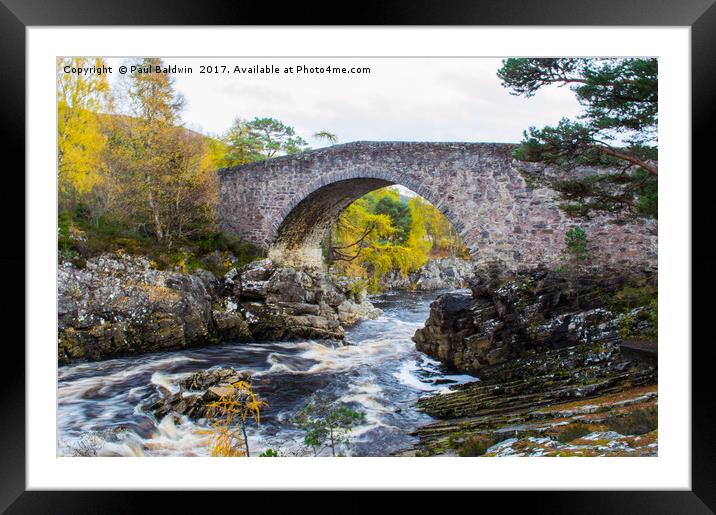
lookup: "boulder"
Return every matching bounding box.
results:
[212,311,252,341]
[222,260,381,341]
[58,254,222,363]
[180,368,251,391]
[152,367,253,420]
[336,299,383,326]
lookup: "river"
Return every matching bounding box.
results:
[57,289,476,457]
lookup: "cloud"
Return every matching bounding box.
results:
[107,57,583,144]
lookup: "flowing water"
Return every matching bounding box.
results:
[57,290,476,457]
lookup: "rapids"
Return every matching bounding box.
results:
[57,290,476,457]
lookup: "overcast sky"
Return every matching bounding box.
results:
[106,57,583,146]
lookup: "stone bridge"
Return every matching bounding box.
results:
[218,142,657,269]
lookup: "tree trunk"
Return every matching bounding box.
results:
[326,223,334,263]
[146,179,163,241]
[598,146,658,175]
[240,419,250,457]
[329,427,336,457]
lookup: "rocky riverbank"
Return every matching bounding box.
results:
[378,258,474,291]
[402,265,658,457]
[58,254,380,363]
[413,265,657,375]
[398,339,657,456]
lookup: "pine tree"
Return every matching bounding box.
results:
[497,58,658,220]
[222,117,309,165]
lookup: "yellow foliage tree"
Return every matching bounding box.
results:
[205,135,234,169]
[102,58,217,244]
[200,380,268,457]
[330,187,468,290]
[57,57,110,207]
[331,188,429,290]
[406,195,468,259]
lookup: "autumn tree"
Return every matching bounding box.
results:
[408,196,468,258]
[203,135,235,170]
[103,58,217,244]
[497,58,658,220]
[327,187,468,291]
[202,380,268,457]
[57,57,111,212]
[329,193,394,263]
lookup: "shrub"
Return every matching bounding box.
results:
[564,226,589,260]
[648,298,658,338]
[610,284,658,312]
[57,208,259,277]
[292,397,365,457]
[347,279,368,302]
[458,435,499,457]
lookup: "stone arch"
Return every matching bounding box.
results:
[266,168,468,268]
[218,142,657,270]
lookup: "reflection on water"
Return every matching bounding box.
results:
[57,290,476,457]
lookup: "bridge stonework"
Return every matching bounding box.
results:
[218,142,657,270]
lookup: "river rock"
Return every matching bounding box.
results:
[399,338,658,457]
[180,368,251,390]
[379,258,474,291]
[412,266,656,375]
[151,367,253,420]
[58,253,381,363]
[220,260,381,341]
[212,310,252,340]
[58,254,250,363]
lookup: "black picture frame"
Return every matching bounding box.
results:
[1,0,711,512]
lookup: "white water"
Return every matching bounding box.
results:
[57,290,477,457]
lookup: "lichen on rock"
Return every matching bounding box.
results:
[377,258,475,291]
[58,253,381,363]
[400,264,658,457]
[412,266,657,375]
[221,259,381,341]
[58,253,232,363]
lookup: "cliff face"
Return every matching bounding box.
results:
[58,254,380,363]
[412,267,656,375]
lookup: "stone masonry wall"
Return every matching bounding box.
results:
[218,142,657,270]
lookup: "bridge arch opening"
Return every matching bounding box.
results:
[267,176,469,270]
